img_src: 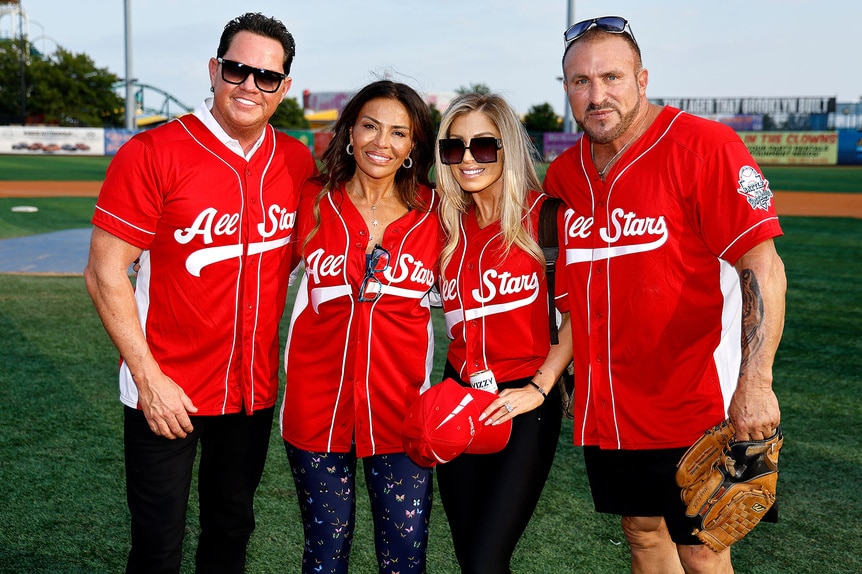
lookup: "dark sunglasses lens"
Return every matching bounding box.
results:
[468,138,500,163]
[564,21,591,43]
[221,60,282,93]
[439,139,466,165]
[221,60,248,84]
[597,17,627,32]
[253,70,282,92]
[369,248,390,273]
[359,275,383,302]
[565,16,627,43]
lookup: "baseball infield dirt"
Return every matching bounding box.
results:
[0,181,860,218]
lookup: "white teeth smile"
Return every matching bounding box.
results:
[235,97,256,106]
[462,168,483,175]
[367,152,390,162]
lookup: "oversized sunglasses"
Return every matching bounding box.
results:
[438,137,503,165]
[358,245,391,303]
[217,58,286,93]
[563,16,638,49]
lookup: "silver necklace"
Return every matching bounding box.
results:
[351,188,388,243]
[369,202,379,242]
[592,113,647,178]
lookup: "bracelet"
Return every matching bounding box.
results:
[528,379,547,400]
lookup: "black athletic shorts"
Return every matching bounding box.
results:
[583,445,703,545]
[583,445,779,545]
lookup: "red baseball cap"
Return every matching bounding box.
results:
[402,378,512,467]
[463,385,513,455]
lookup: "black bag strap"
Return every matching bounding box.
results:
[538,197,563,345]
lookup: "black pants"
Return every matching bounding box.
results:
[123,406,274,574]
[436,363,562,574]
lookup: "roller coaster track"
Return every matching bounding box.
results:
[112,81,193,118]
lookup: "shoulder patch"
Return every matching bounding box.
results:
[737,166,773,211]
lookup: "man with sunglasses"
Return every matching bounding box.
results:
[544,16,786,573]
[84,13,314,573]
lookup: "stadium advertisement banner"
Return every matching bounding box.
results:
[543,132,583,161]
[837,131,862,165]
[0,126,105,156]
[739,131,838,165]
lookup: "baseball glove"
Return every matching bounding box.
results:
[676,419,783,552]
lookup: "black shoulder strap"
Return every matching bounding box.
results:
[538,197,563,345]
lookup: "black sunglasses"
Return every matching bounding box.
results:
[438,137,503,165]
[563,16,638,49]
[217,58,286,93]
[358,245,391,303]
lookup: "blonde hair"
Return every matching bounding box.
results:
[435,93,544,278]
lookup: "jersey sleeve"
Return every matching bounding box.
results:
[692,137,783,265]
[91,135,163,249]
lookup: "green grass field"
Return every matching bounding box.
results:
[1,158,860,572]
[0,155,112,181]
[1,154,860,192]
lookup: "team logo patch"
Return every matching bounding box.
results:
[737,166,773,211]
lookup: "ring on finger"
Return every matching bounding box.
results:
[503,402,514,413]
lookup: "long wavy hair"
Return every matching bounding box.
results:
[304,80,434,252]
[436,93,544,278]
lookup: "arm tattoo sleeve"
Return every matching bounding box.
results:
[739,269,764,374]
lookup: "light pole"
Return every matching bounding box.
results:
[17,1,25,119]
[124,0,135,131]
[562,0,575,133]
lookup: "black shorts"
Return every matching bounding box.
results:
[583,445,703,545]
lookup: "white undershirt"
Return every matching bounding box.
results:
[193,97,265,160]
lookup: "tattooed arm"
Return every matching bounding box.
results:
[728,238,786,440]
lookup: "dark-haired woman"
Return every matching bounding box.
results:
[279,80,443,574]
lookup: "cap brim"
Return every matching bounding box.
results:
[403,379,479,467]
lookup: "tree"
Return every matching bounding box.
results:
[455,83,492,96]
[269,96,310,129]
[428,102,442,133]
[0,38,27,123]
[0,39,124,127]
[523,102,561,132]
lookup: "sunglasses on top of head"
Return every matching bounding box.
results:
[563,16,638,49]
[438,137,503,165]
[217,58,286,93]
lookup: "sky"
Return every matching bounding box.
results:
[3,0,860,117]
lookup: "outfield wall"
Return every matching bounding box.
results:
[541,129,861,165]
[2,124,860,166]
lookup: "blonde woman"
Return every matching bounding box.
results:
[434,92,573,573]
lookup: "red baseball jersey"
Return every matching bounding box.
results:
[544,107,783,450]
[280,182,444,457]
[440,191,569,383]
[92,114,315,415]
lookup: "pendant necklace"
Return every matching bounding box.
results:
[369,202,379,242]
[351,187,388,243]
